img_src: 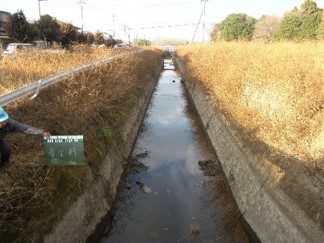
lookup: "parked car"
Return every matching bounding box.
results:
[113,43,131,49]
[34,40,48,49]
[1,43,33,56]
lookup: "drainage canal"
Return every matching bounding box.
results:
[97,62,250,242]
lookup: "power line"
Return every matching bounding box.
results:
[103,0,197,8]
[191,0,208,43]
[137,23,196,30]
[105,22,197,32]
[191,7,204,43]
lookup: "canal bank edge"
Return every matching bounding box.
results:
[43,61,163,243]
[174,56,324,243]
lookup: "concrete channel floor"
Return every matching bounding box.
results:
[97,66,250,243]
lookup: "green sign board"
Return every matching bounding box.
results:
[44,135,84,165]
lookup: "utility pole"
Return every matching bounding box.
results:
[77,0,86,33]
[112,13,115,37]
[123,25,130,44]
[38,0,47,19]
[201,0,208,43]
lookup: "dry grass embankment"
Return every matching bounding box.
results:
[0,45,138,95]
[0,46,163,242]
[176,42,324,169]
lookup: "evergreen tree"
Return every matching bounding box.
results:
[5,10,32,42]
[58,22,78,47]
[299,11,322,39]
[106,35,117,47]
[220,13,256,41]
[84,32,95,45]
[37,15,61,43]
[300,0,319,16]
[275,0,322,40]
[94,31,105,45]
[76,32,87,44]
[275,15,303,40]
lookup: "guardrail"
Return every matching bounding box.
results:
[0,50,142,106]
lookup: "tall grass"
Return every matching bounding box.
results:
[0,45,135,94]
[0,46,163,241]
[176,42,324,165]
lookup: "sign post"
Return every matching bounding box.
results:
[44,135,84,165]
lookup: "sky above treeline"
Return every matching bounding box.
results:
[2,0,324,42]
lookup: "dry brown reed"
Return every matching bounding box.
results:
[176,42,324,166]
[0,45,137,95]
[0,46,163,241]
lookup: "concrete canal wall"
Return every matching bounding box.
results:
[44,63,161,243]
[175,57,324,243]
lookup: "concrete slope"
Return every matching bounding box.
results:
[176,57,324,243]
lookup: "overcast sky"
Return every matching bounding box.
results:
[2,0,324,42]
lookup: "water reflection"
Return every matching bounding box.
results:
[98,68,249,243]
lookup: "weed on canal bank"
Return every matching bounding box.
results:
[176,41,324,170]
[0,47,163,241]
[0,45,139,95]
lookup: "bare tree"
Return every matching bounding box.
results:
[253,15,280,42]
[210,23,221,42]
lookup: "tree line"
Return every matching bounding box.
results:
[4,0,323,45]
[210,0,324,42]
[4,10,120,48]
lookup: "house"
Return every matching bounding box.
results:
[0,11,13,53]
[0,10,10,36]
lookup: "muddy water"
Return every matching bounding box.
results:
[98,67,250,243]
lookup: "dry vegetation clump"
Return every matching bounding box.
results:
[0,47,163,241]
[0,44,137,95]
[176,42,324,168]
